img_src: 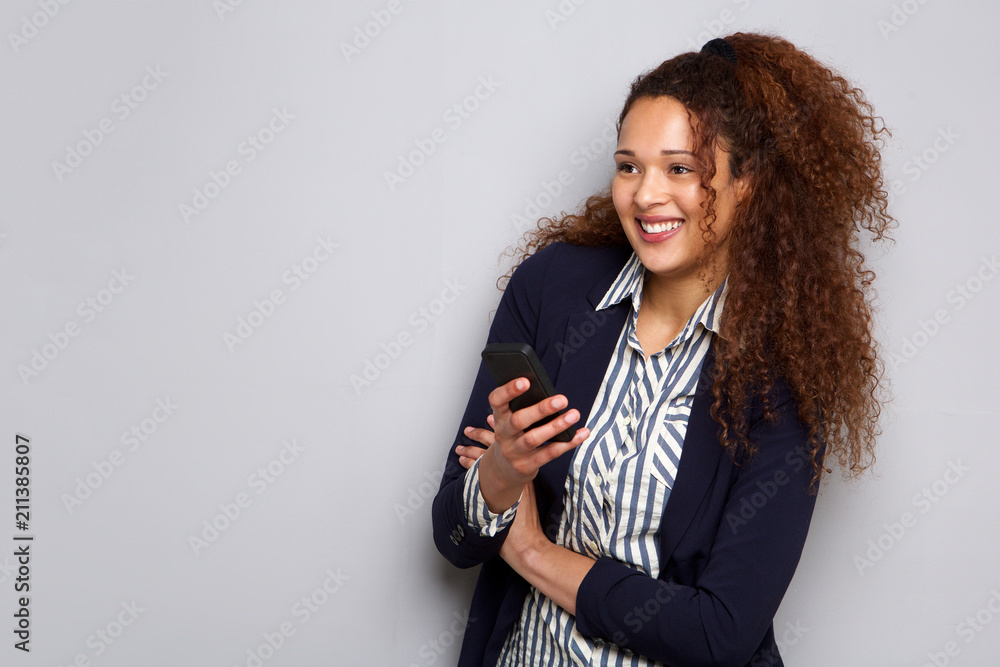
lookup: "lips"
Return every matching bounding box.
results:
[636,216,684,242]
[639,219,682,233]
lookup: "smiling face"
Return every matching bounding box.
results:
[613,96,746,293]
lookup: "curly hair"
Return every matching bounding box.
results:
[500,32,893,486]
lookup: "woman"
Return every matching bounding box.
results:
[433,33,890,666]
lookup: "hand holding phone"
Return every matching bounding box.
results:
[481,343,577,442]
[470,343,591,513]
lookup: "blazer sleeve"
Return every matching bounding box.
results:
[431,245,555,568]
[574,380,819,667]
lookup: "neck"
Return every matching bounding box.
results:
[641,266,725,331]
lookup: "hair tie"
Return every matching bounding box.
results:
[701,37,738,66]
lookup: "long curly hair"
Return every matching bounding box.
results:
[501,32,893,485]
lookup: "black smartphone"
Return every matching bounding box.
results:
[480,343,577,442]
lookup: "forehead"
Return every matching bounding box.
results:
[618,96,696,147]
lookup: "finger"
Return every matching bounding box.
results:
[527,426,591,467]
[487,377,532,415]
[514,404,582,449]
[487,413,495,429]
[455,443,488,462]
[465,426,496,447]
[463,426,496,448]
[508,394,574,436]
[455,442,488,469]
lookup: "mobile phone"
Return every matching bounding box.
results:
[480,343,577,442]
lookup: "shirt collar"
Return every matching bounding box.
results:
[596,251,729,339]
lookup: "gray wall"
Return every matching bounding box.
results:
[2,1,997,665]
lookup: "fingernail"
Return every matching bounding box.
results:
[516,379,527,390]
[553,396,567,409]
[464,426,472,432]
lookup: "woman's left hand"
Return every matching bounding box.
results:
[457,414,548,562]
[456,414,497,469]
[500,477,545,564]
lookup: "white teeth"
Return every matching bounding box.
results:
[640,220,682,234]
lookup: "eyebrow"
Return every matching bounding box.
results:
[614,149,697,158]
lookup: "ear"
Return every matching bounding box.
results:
[732,174,750,205]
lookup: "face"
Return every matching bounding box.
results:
[613,96,746,291]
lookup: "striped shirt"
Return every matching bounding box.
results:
[464,251,728,666]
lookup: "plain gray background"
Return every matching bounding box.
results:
[1,1,998,665]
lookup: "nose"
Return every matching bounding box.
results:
[633,171,670,209]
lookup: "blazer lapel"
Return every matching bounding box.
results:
[538,258,631,533]
[658,340,725,561]
[555,254,637,425]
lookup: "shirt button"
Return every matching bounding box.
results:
[618,414,631,428]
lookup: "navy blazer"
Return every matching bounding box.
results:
[433,242,818,667]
